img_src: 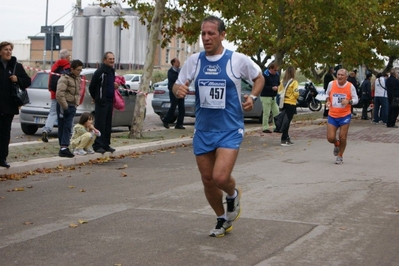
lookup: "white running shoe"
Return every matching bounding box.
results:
[73,148,87,155]
[209,218,233,237]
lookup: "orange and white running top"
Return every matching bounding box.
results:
[326,80,358,118]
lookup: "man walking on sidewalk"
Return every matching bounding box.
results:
[161,58,185,129]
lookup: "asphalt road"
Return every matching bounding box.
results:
[1,119,399,265]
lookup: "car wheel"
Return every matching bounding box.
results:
[21,124,38,135]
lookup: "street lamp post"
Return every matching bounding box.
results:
[42,0,49,69]
[41,0,64,68]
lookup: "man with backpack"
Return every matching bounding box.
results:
[41,49,71,142]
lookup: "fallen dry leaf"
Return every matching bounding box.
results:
[68,186,75,189]
[69,223,78,228]
[80,189,86,192]
[13,187,25,191]
[0,196,5,199]
[26,186,33,189]
[120,172,128,177]
[78,219,88,224]
[23,221,33,225]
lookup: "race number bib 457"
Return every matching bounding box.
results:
[332,93,347,108]
[198,79,226,109]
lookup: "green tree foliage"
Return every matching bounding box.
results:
[99,0,399,136]
[101,0,399,78]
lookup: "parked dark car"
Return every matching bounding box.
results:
[19,69,138,135]
[151,80,263,123]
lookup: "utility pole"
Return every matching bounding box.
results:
[42,0,49,69]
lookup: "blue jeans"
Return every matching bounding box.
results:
[42,99,58,133]
[373,97,388,123]
[56,103,76,147]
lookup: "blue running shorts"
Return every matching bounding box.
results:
[328,114,352,128]
[193,128,244,156]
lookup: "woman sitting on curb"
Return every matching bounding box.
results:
[70,112,101,155]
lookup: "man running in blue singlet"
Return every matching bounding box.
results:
[173,16,264,237]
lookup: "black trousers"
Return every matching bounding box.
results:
[281,103,296,141]
[0,113,14,161]
[163,90,185,127]
[387,105,399,127]
[362,99,371,119]
[93,100,113,150]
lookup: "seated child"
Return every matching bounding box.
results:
[70,112,101,155]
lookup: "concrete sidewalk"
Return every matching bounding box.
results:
[2,117,399,177]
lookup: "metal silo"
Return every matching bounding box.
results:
[104,16,121,66]
[83,5,101,16]
[72,16,88,64]
[120,16,138,66]
[87,16,105,66]
[136,20,148,66]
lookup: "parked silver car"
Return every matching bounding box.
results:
[19,68,137,135]
[151,79,263,123]
[151,78,168,90]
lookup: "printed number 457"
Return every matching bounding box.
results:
[209,87,224,99]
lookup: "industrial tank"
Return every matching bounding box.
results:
[101,4,122,16]
[104,16,121,65]
[135,20,148,65]
[87,16,105,66]
[72,16,88,64]
[120,16,138,66]
[83,5,101,16]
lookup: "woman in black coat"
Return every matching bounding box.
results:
[0,41,31,168]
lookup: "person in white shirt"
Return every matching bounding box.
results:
[372,72,389,124]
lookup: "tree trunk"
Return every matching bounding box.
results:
[129,0,167,139]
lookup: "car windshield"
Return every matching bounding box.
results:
[31,73,49,89]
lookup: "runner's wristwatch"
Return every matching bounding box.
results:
[249,94,258,102]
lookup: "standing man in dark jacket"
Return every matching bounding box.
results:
[386,69,399,128]
[360,72,372,120]
[162,58,185,129]
[260,62,280,133]
[323,67,335,117]
[0,41,31,168]
[347,71,359,115]
[89,51,117,154]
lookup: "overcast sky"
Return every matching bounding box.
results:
[0,0,126,41]
[0,0,237,53]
